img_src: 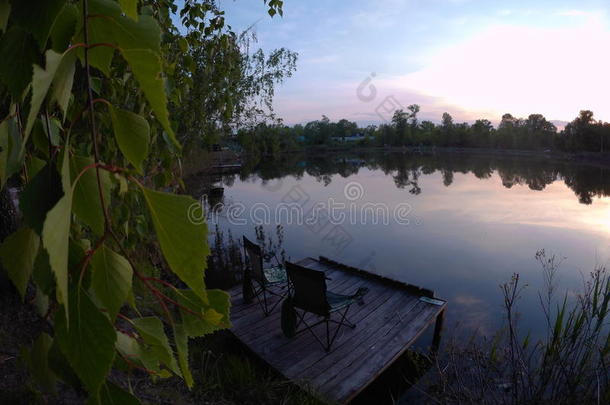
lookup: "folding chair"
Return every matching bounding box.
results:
[283,261,368,352]
[242,236,289,316]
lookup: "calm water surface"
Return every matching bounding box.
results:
[192,152,610,341]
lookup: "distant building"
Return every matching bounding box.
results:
[332,133,366,142]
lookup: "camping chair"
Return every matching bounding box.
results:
[242,236,289,316]
[282,262,368,352]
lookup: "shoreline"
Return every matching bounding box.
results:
[271,145,610,168]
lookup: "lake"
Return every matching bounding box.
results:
[190,151,610,343]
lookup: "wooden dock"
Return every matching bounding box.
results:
[228,257,447,404]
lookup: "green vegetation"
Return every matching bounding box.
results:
[0,0,292,403]
[431,251,610,404]
[236,108,610,157]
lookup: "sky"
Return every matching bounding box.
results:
[217,0,610,127]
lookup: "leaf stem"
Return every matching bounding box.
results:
[82,0,111,232]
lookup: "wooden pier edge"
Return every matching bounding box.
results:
[228,257,447,404]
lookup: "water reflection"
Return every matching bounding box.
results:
[187,151,610,340]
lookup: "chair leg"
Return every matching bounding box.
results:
[251,284,270,316]
[255,283,290,316]
[294,310,330,351]
[292,306,356,352]
[262,288,269,316]
[325,306,353,352]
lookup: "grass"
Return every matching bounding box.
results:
[112,330,323,405]
[426,250,610,404]
[8,230,610,404]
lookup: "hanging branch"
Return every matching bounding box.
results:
[82,0,111,232]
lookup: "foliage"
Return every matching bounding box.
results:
[169,7,298,149]
[0,0,284,402]
[432,251,610,404]
[239,108,610,154]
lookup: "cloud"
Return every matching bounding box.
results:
[378,17,610,123]
[555,9,604,18]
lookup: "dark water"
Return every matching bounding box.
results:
[191,151,610,341]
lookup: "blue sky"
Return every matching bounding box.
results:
[217,0,610,126]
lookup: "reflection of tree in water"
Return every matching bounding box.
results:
[442,169,454,187]
[186,151,610,206]
[563,166,610,205]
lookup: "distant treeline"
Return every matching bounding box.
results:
[236,108,610,156]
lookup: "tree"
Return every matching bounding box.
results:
[471,119,494,148]
[497,113,518,149]
[0,0,284,402]
[441,112,454,146]
[336,118,358,142]
[173,22,297,148]
[564,110,600,151]
[392,109,409,145]
[407,104,420,128]
[523,114,557,149]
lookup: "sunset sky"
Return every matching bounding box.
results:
[219,0,610,126]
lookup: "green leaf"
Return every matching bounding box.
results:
[21,333,57,392]
[140,187,208,301]
[173,324,193,388]
[0,227,40,299]
[85,25,114,76]
[0,27,40,99]
[51,50,77,121]
[115,331,158,373]
[33,249,55,296]
[4,117,22,178]
[55,288,117,395]
[89,0,160,51]
[11,0,64,49]
[19,163,64,234]
[109,106,150,173]
[48,339,82,389]
[0,118,7,188]
[70,155,111,236]
[42,146,72,318]
[0,0,9,33]
[95,381,140,405]
[79,0,161,75]
[50,4,79,53]
[177,289,231,337]
[24,49,76,146]
[115,331,138,358]
[121,49,179,148]
[119,0,139,21]
[132,317,179,375]
[178,37,188,53]
[0,116,23,188]
[28,156,48,179]
[90,245,133,321]
[32,117,61,158]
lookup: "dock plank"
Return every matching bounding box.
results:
[228,257,446,404]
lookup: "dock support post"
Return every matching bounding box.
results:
[431,308,446,355]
